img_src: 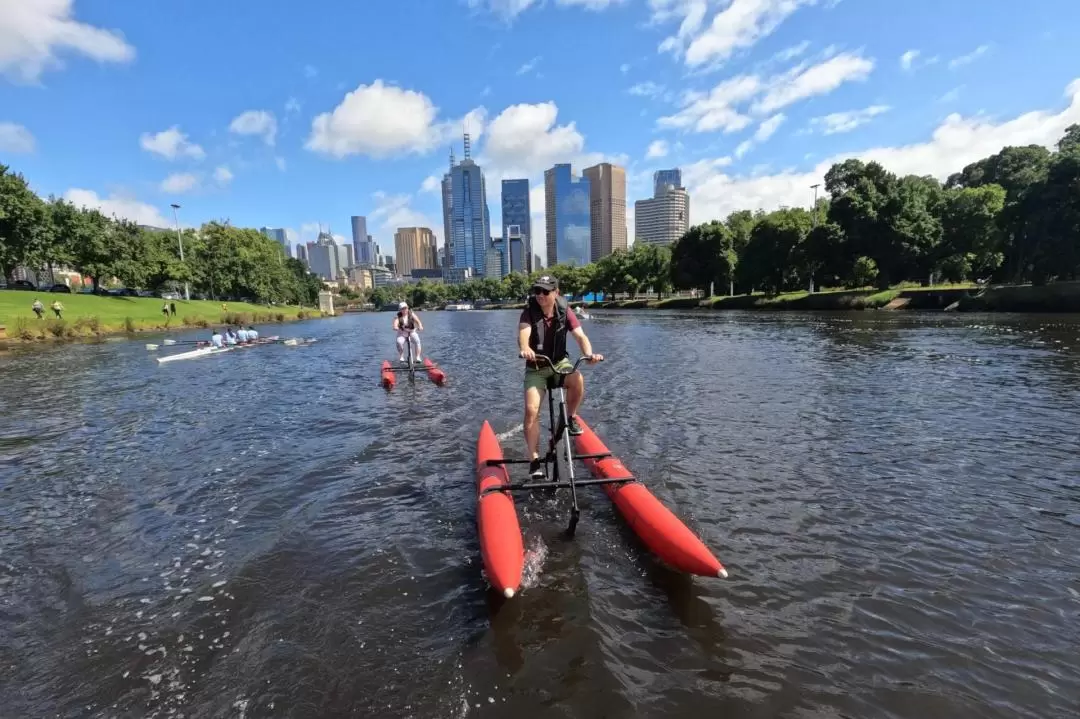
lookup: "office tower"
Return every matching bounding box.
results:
[306,231,339,280]
[450,133,491,276]
[501,179,531,273]
[582,163,627,261]
[394,227,438,277]
[544,164,591,267]
[635,169,690,246]
[653,168,682,196]
[260,227,289,257]
[441,149,455,268]
[351,216,376,265]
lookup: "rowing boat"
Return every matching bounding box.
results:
[156,336,280,364]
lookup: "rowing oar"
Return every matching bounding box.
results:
[145,340,209,350]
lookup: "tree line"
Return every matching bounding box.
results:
[1,164,324,305]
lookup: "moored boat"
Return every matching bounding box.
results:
[476,421,524,597]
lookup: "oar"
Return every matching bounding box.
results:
[145,340,208,350]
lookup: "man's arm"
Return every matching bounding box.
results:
[518,323,533,357]
[414,313,424,331]
[570,327,593,357]
[392,316,400,330]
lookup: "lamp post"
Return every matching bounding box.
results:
[809,183,821,293]
[170,203,190,301]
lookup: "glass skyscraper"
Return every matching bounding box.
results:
[501,179,531,273]
[544,164,591,267]
[653,168,683,195]
[450,146,491,276]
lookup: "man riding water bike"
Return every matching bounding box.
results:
[393,301,424,362]
[517,275,603,479]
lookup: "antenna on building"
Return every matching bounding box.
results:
[463,129,471,161]
[449,146,455,170]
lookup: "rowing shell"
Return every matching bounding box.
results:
[156,336,281,364]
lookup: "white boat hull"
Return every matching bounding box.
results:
[157,336,280,363]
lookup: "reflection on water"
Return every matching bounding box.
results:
[2,310,1079,718]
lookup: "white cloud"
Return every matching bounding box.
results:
[0,0,135,83]
[628,81,665,97]
[229,110,277,146]
[139,126,205,161]
[420,175,440,193]
[774,40,811,63]
[659,0,818,68]
[517,56,541,75]
[160,172,199,194]
[752,52,874,113]
[480,101,589,178]
[285,97,302,114]
[900,49,919,71]
[306,80,486,159]
[754,112,785,141]
[684,78,1080,225]
[63,189,169,227]
[658,75,760,133]
[940,86,963,104]
[213,166,234,185]
[369,191,441,242]
[810,104,889,134]
[0,122,35,152]
[467,0,625,19]
[275,156,287,172]
[646,139,669,158]
[949,44,990,70]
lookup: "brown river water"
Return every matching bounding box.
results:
[1,309,1079,718]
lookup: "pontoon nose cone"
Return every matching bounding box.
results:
[503,588,515,598]
[718,568,728,578]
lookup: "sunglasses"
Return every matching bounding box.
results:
[532,288,553,296]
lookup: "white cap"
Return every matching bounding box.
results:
[398,301,408,309]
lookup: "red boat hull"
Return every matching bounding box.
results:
[424,358,447,385]
[476,421,524,597]
[573,417,726,578]
[380,360,396,389]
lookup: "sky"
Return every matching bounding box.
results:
[2,0,1080,265]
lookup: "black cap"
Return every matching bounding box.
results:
[532,275,558,291]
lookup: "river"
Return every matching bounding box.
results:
[1,309,1079,719]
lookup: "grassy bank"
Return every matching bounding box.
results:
[0,291,321,343]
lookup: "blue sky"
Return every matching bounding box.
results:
[2,0,1079,264]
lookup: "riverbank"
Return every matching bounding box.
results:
[0,291,322,344]
[552,282,1080,313]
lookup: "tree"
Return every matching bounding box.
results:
[939,184,1007,282]
[670,221,735,295]
[0,165,51,281]
[735,208,812,294]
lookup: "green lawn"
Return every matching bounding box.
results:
[0,290,317,342]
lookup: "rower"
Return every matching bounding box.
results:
[237,326,249,344]
[224,328,237,346]
[518,275,603,479]
[247,325,259,341]
[210,329,224,348]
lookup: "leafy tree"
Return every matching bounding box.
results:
[670,221,735,295]
[0,165,51,280]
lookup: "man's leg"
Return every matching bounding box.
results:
[523,381,545,478]
[395,335,405,361]
[564,370,585,435]
[411,332,422,359]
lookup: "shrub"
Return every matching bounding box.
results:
[276,312,286,322]
[13,317,35,340]
[124,317,136,333]
[46,319,70,337]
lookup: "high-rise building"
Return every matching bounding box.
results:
[337,243,353,273]
[486,236,506,278]
[534,254,542,271]
[544,164,591,267]
[582,163,627,262]
[394,227,438,277]
[501,179,531,273]
[307,231,339,280]
[351,216,377,265]
[653,168,682,196]
[296,244,308,263]
[450,134,491,276]
[260,227,289,257]
[441,149,455,268]
[635,170,690,247]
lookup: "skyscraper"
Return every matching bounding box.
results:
[450,133,491,276]
[635,182,690,247]
[501,179,531,273]
[351,216,376,265]
[441,149,455,269]
[582,163,627,261]
[260,227,289,257]
[544,164,591,267]
[394,227,438,277]
[653,168,682,196]
[307,231,339,280]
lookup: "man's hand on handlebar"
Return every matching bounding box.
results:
[585,353,603,364]
[519,348,537,361]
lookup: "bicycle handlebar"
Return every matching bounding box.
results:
[519,353,603,374]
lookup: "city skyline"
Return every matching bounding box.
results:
[5,2,1078,270]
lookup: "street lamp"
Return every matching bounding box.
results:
[808,183,821,293]
[170,203,190,301]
